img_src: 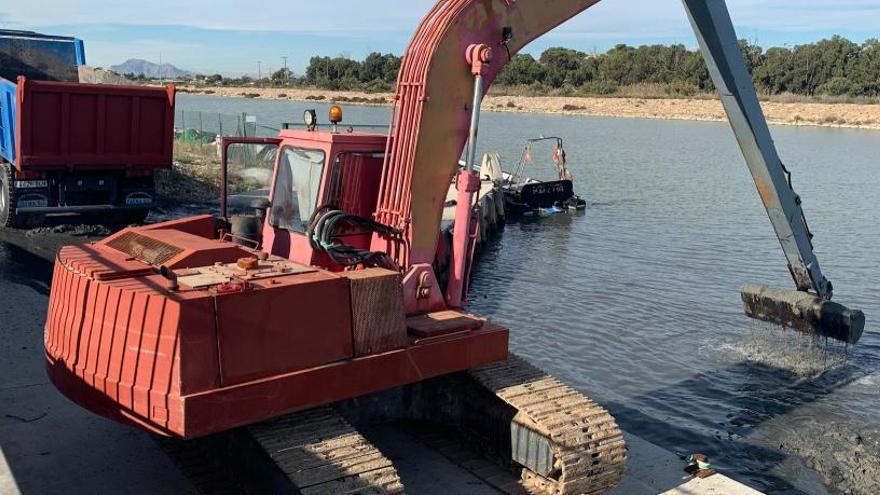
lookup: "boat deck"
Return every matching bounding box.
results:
[441,178,502,232]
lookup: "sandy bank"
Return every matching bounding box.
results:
[181,85,880,130]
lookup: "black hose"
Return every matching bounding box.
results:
[306,206,402,268]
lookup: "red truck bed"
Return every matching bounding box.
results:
[13,77,174,170]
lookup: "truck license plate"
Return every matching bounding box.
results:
[15,180,49,189]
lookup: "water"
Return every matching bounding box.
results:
[470,114,880,494]
[26,94,880,492]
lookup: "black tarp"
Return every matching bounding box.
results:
[0,30,81,82]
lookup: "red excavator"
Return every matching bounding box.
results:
[44,0,864,493]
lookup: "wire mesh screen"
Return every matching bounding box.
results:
[174,109,261,141]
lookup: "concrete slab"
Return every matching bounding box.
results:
[0,241,195,495]
[362,424,500,495]
[612,434,762,495]
[0,446,21,495]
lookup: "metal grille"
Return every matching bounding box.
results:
[106,231,183,266]
[343,268,408,356]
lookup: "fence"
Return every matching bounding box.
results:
[174,109,282,143]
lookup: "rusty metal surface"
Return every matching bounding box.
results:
[406,310,483,338]
[342,268,408,356]
[102,224,254,269]
[105,231,183,265]
[741,284,865,344]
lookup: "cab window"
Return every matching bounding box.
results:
[270,147,325,233]
[325,152,384,218]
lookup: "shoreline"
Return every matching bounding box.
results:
[179,85,880,130]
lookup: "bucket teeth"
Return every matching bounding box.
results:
[469,354,627,495]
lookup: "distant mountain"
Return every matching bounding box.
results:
[110,58,194,79]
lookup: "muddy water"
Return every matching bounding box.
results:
[2,94,877,494]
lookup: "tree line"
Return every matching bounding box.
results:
[499,36,880,97]
[194,36,880,98]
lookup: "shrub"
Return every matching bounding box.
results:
[817,77,859,97]
[663,80,699,97]
[581,80,618,95]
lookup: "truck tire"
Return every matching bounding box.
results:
[0,161,22,228]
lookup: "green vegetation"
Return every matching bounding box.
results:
[177,36,880,100]
[492,37,880,98]
[182,53,403,92]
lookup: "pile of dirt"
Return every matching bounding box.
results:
[77,66,131,85]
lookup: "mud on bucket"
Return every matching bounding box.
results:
[741,284,865,344]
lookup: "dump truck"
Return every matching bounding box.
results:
[0,29,175,227]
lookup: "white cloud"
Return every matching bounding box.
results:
[0,0,426,33]
[7,0,877,73]
[4,0,879,35]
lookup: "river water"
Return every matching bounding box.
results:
[4,93,878,493]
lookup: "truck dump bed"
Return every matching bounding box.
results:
[0,77,175,170]
[0,29,84,83]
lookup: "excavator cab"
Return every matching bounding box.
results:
[220,124,387,271]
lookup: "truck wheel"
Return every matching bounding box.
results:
[0,162,21,228]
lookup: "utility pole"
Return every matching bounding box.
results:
[257,60,262,83]
[282,56,289,85]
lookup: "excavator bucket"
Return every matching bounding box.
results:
[741,285,865,344]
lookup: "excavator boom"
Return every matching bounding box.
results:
[373,0,863,342]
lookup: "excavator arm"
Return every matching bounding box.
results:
[373,0,863,341]
[686,0,862,343]
[684,0,829,297]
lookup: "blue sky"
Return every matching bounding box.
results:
[3,1,879,76]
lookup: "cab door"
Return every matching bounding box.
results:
[220,136,281,246]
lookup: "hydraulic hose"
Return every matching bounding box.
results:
[306,206,401,268]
